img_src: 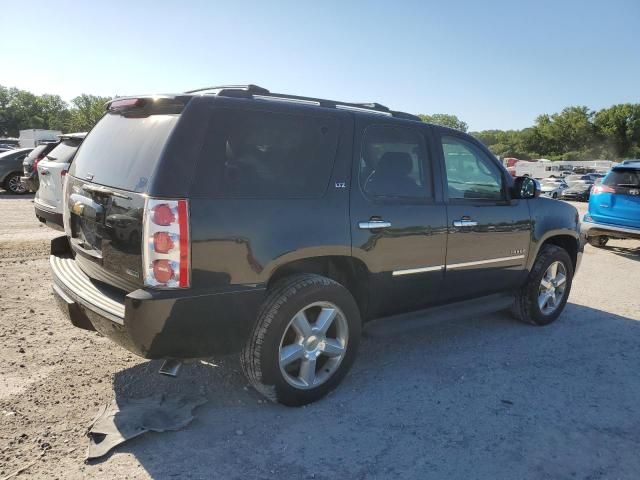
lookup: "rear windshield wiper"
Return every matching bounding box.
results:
[81,184,131,200]
[46,155,57,161]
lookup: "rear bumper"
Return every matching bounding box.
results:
[34,203,63,230]
[581,219,640,240]
[49,236,265,359]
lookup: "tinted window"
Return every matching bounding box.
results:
[46,139,82,163]
[441,135,504,201]
[359,125,429,199]
[71,113,179,192]
[200,108,339,198]
[604,168,640,187]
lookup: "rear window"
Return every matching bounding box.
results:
[604,168,640,187]
[70,113,179,192]
[194,108,339,198]
[25,144,50,160]
[45,139,82,163]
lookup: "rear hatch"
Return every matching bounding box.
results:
[64,97,190,292]
[36,137,83,211]
[589,166,640,228]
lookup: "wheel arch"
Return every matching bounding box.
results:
[531,232,580,272]
[266,255,370,320]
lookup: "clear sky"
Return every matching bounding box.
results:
[2,0,638,131]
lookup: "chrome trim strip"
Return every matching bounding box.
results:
[253,95,321,106]
[392,265,444,276]
[335,104,392,116]
[446,255,526,270]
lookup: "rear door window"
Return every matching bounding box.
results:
[359,125,430,199]
[70,113,179,192]
[195,108,339,198]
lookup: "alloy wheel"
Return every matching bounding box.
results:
[537,261,567,315]
[278,301,349,389]
[8,175,26,194]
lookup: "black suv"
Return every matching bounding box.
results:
[50,85,583,406]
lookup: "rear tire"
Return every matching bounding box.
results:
[587,236,609,248]
[241,274,361,406]
[512,245,573,326]
[4,173,27,195]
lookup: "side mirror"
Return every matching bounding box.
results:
[512,176,539,199]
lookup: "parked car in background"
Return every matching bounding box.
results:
[34,133,86,228]
[20,141,59,192]
[0,147,33,194]
[48,85,583,406]
[582,160,640,247]
[561,175,595,202]
[540,178,568,199]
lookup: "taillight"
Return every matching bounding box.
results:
[591,185,615,194]
[143,199,190,288]
[61,170,67,177]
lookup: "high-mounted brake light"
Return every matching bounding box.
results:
[143,198,190,288]
[109,98,143,110]
[591,185,615,194]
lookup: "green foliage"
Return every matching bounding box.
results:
[471,104,640,161]
[0,85,111,136]
[2,84,639,161]
[419,113,468,132]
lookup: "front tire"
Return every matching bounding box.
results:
[512,245,573,326]
[241,274,361,406]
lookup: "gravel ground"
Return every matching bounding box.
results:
[0,193,639,479]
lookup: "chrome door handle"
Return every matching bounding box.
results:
[359,220,392,230]
[453,219,478,227]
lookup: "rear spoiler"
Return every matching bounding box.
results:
[105,95,190,116]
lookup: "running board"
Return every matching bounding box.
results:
[365,293,515,337]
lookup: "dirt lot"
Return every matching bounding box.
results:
[1,192,639,479]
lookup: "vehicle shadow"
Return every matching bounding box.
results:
[600,243,640,262]
[0,191,34,199]
[103,303,640,479]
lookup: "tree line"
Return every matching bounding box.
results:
[421,104,640,161]
[0,85,110,137]
[2,84,638,161]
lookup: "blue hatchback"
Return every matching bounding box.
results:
[582,160,640,247]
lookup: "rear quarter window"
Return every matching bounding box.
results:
[193,107,340,198]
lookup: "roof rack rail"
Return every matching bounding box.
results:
[185,84,270,95]
[186,85,421,121]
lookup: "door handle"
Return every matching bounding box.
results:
[453,219,478,227]
[359,219,392,230]
[39,169,50,176]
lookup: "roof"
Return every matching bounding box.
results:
[109,84,422,122]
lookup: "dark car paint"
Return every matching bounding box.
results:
[51,94,583,359]
[0,148,33,185]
